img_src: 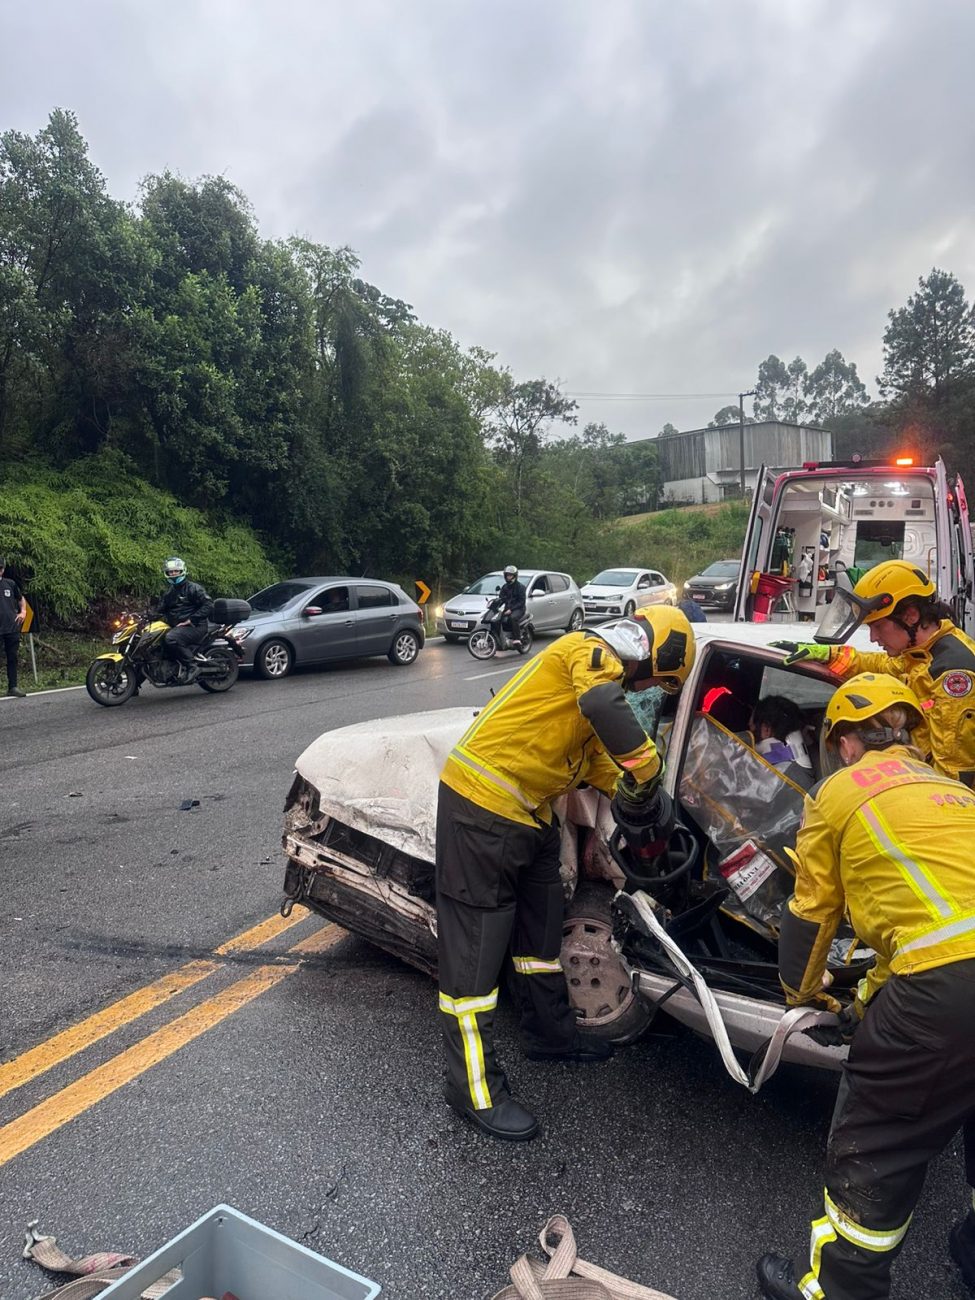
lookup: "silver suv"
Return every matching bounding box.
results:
[436,569,585,642]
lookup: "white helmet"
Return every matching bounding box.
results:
[503,565,518,579]
[163,556,187,585]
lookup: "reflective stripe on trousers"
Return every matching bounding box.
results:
[438,988,499,1110]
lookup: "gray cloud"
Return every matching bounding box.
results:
[3,0,974,436]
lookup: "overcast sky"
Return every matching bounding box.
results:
[3,0,974,438]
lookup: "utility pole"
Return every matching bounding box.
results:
[739,390,756,497]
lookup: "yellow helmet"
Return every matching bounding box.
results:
[815,560,936,643]
[823,672,923,746]
[595,605,695,693]
[632,605,696,692]
[853,561,935,624]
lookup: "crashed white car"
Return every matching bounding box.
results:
[282,624,873,1092]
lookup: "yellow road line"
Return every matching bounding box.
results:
[289,923,345,955]
[0,906,311,1101]
[214,905,309,953]
[0,964,294,1168]
[0,960,219,1102]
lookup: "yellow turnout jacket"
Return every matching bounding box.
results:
[779,745,975,1006]
[441,632,661,827]
[827,620,975,784]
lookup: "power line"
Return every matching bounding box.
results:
[565,391,740,401]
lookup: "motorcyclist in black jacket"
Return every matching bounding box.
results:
[157,557,213,684]
[495,565,527,646]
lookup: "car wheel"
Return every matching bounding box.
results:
[561,883,652,1044]
[389,628,420,665]
[623,600,636,617]
[255,639,294,680]
[566,608,584,632]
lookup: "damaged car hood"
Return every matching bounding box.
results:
[294,706,473,862]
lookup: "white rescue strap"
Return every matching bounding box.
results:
[626,891,832,1093]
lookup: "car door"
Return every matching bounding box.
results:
[526,573,557,629]
[297,584,357,662]
[647,571,672,606]
[635,572,654,609]
[353,584,400,655]
[546,572,574,626]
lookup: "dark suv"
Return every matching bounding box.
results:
[683,560,740,610]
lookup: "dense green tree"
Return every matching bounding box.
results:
[709,405,754,428]
[805,349,869,424]
[753,354,789,421]
[484,377,578,521]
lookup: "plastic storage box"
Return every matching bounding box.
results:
[99,1204,381,1300]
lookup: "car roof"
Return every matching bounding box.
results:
[484,568,567,579]
[282,576,399,586]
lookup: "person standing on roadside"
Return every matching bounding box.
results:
[0,558,27,698]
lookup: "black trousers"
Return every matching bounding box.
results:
[2,631,20,688]
[435,783,577,1109]
[164,623,205,666]
[799,958,975,1299]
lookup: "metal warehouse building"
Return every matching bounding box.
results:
[640,420,834,503]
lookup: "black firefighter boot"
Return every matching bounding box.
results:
[443,1083,539,1142]
[950,1210,975,1293]
[756,1254,804,1300]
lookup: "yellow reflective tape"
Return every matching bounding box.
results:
[800,1214,834,1299]
[439,988,499,1016]
[438,989,498,1109]
[824,1189,911,1253]
[858,801,956,920]
[463,655,545,741]
[512,955,562,975]
[449,747,534,809]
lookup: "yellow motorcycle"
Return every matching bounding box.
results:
[86,599,251,707]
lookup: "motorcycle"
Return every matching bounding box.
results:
[467,598,534,660]
[86,598,252,707]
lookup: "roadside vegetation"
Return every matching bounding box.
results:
[3,109,974,693]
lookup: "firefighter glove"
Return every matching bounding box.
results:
[613,765,664,806]
[805,1000,862,1048]
[769,641,832,666]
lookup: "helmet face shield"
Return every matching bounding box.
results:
[164,557,187,585]
[814,589,864,643]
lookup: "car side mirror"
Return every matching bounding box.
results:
[529,589,541,597]
[303,606,323,617]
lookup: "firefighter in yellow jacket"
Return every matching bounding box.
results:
[773,559,975,784]
[757,674,975,1300]
[437,607,695,1141]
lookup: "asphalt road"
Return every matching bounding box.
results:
[0,634,969,1300]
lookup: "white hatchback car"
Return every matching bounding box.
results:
[580,567,677,621]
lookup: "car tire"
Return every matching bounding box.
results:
[389,628,421,665]
[623,600,636,617]
[255,639,294,680]
[561,883,652,1044]
[566,608,584,632]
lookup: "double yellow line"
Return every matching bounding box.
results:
[0,908,344,1167]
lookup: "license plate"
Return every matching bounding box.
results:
[449,621,468,629]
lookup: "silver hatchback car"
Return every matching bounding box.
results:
[435,569,585,642]
[236,577,425,678]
